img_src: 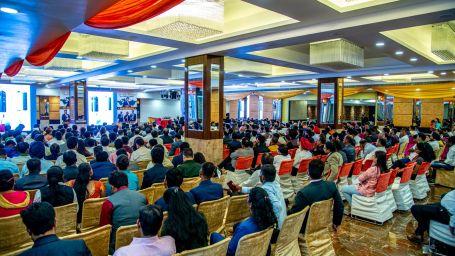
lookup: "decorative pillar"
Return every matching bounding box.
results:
[184,55,224,164]
[229,100,238,119]
[249,94,259,119]
[317,78,344,128]
[393,97,413,127]
[263,97,273,119]
[421,98,444,128]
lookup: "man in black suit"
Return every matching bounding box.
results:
[61,110,70,124]
[288,159,344,233]
[141,147,168,189]
[15,159,48,191]
[129,110,137,124]
[117,111,124,123]
[19,202,91,256]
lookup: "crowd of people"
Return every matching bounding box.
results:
[0,118,454,255]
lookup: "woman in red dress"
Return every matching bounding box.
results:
[0,170,31,217]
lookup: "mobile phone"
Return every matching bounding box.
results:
[227,181,237,192]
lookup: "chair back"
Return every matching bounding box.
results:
[375,172,391,193]
[80,197,106,231]
[181,177,201,192]
[225,194,250,227]
[416,162,431,175]
[151,182,166,203]
[289,148,297,159]
[393,144,400,154]
[400,164,414,184]
[274,207,309,253]
[132,168,147,187]
[176,237,231,256]
[297,157,313,174]
[305,199,333,235]
[338,162,354,179]
[138,186,154,204]
[86,156,95,162]
[235,228,274,256]
[398,142,408,156]
[386,147,394,154]
[0,214,32,254]
[388,168,398,186]
[223,148,230,159]
[63,225,111,256]
[26,189,37,201]
[164,143,172,151]
[197,196,230,233]
[55,203,77,237]
[352,159,363,176]
[115,224,140,250]
[255,153,264,167]
[235,156,254,171]
[362,159,373,172]
[320,155,328,163]
[386,153,392,161]
[175,147,181,156]
[278,159,293,175]
[355,146,361,158]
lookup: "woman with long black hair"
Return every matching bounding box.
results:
[160,188,209,253]
[67,163,104,223]
[211,187,278,256]
[33,166,77,208]
[77,139,93,157]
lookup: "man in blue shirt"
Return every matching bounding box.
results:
[190,162,223,204]
[0,148,19,175]
[154,168,195,211]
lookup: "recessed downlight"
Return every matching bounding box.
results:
[150,65,157,69]
[375,42,385,47]
[395,51,404,55]
[127,70,133,73]
[0,7,18,14]
[410,57,418,62]
[441,72,447,75]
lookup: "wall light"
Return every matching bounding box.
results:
[428,71,434,74]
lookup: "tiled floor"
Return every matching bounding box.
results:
[332,185,451,256]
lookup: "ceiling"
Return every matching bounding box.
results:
[0,0,455,93]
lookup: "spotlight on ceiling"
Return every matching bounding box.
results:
[416,88,421,91]
[127,70,133,73]
[0,7,18,14]
[346,76,352,79]
[150,65,157,69]
[410,57,418,62]
[441,72,447,75]
[375,42,385,47]
[395,51,404,55]
[428,71,434,74]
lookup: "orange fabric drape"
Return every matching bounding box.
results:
[85,0,184,29]
[4,59,24,77]
[25,32,72,66]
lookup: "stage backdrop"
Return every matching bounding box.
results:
[0,84,31,130]
[116,92,137,123]
[88,91,114,125]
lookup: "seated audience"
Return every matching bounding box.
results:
[15,158,48,191]
[109,139,130,164]
[0,170,31,217]
[8,142,30,166]
[273,145,291,173]
[154,168,196,211]
[91,151,117,181]
[431,136,455,171]
[288,159,343,232]
[146,144,173,169]
[55,136,87,168]
[241,153,275,188]
[342,151,388,213]
[408,189,455,244]
[0,148,20,175]
[160,188,208,253]
[171,142,190,167]
[33,166,77,207]
[176,148,201,178]
[323,141,344,181]
[160,128,174,145]
[106,155,138,195]
[342,136,356,163]
[113,205,176,256]
[19,202,91,255]
[101,136,116,155]
[130,137,151,163]
[193,152,206,165]
[45,143,61,161]
[360,138,376,158]
[62,151,79,182]
[230,139,254,170]
[77,139,92,157]
[100,171,147,254]
[141,147,167,189]
[169,134,182,156]
[190,162,223,204]
[67,163,105,223]
[293,138,313,173]
[21,141,54,176]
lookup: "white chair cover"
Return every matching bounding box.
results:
[279,174,294,199]
[429,220,455,247]
[410,174,430,200]
[337,177,349,201]
[351,175,359,185]
[223,170,250,189]
[385,185,397,212]
[392,182,414,211]
[351,191,393,223]
[291,173,309,194]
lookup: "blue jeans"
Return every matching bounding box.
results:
[431,161,454,170]
[342,185,362,206]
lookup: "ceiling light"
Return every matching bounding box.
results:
[127,70,133,73]
[385,90,389,92]
[347,76,352,79]
[367,88,373,90]
[238,74,244,77]
[281,81,285,83]
[76,56,83,59]
[395,51,404,55]
[384,73,389,76]
[428,71,434,74]
[416,88,421,91]
[142,76,147,78]
[150,65,157,69]
[452,88,455,90]
[441,72,447,75]
[0,7,18,14]
[410,57,418,62]
[181,59,185,63]
[375,42,385,47]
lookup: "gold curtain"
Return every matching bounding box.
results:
[373,83,455,99]
[255,90,306,99]
[224,92,251,101]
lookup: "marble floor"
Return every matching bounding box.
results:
[331,185,451,256]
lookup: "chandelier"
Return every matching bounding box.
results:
[310,38,364,70]
[79,35,129,60]
[44,58,82,71]
[146,0,224,42]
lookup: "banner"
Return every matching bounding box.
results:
[116,92,138,124]
[59,87,71,124]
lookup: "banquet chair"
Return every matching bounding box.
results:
[337,162,354,200]
[54,203,77,237]
[410,162,431,200]
[429,220,455,255]
[350,159,363,185]
[255,153,264,168]
[320,155,328,163]
[272,207,308,256]
[175,237,231,256]
[163,143,172,151]
[435,167,455,188]
[223,148,230,160]
[138,186,155,204]
[289,148,297,159]
[25,189,37,201]
[298,199,335,256]
[115,224,139,250]
[362,159,373,172]
[80,197,106,232]
[235,228,274,256]
[292,157,313,193]
[225,156,254,187]
[197,196,230,233]
[174,147,181,156]
[151,182,166,203]
[224,194,250,236]
[181,177,201,192]
[351,172,392,224]
[0,214,33,255]
[385,168,398,212]
[132,168,147,187]
[397,142,408,158]
[63,225,111,256]
[278,159,294,199]
[392,163,415,211]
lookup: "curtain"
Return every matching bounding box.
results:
[85,0,184,29]
[373,83,455,99]
[256,90,306,99]
[224,92,251,101]
[4,59,24,77]
[26,32,72,66]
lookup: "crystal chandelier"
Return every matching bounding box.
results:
[310,38,364,70]
[79,35,129,60]
[146,0,224,42]
[44,58,83,71]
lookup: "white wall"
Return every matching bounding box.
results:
[36,87,60,96]
[140,99,181,123]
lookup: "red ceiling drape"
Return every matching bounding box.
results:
[25,31,72,66]
[85,0,185,29]
[4,59,24,77]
